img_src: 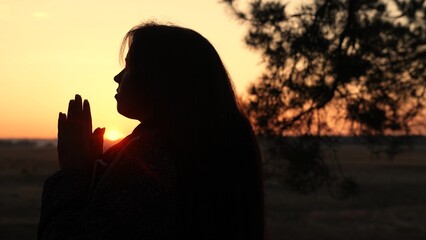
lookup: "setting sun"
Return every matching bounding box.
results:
[105,130,123,141]
[0,0,262,139]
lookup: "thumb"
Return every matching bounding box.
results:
[92,127,105,158]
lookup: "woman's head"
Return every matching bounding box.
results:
[115,22,240,128]
[115,22,264,239]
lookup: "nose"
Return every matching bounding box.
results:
[114,69,125,83]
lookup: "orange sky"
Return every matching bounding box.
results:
[0,0,263,139]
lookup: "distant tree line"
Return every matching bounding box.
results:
[0,140,38,148]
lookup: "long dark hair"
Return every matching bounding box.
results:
[121,22,265,240]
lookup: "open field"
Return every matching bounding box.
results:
[1,140,425,239]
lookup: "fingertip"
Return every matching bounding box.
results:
[101,127,106,135]
[83,99,90,112]
[93,127,104,134]
[67,100,75,116]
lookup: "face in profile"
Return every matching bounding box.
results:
[114,57,147,120]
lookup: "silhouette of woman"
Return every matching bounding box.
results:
[38,22,265,240]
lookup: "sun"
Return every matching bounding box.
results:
[105,129,123,141]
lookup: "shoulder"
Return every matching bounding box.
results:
[93,129,176,195]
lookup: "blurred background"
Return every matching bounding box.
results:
[1,0,425,239]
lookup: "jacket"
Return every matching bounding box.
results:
[37,124,178,240]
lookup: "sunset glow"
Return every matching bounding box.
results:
[105,130,123,141]
[0,0,262,139]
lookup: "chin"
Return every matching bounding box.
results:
[117,104,141,120]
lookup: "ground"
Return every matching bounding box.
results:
[0,141,425,239]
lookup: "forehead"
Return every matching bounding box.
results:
[125,46,138,61]
[124,51,132,64]
[125,43,147,65]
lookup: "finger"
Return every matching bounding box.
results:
[74,94,83,121]
[82,99,92,134]
[58,112,66,133]
[57,112,67,154]
[57,112,66,140]
[92,127,105,157]
[67,100,76,121]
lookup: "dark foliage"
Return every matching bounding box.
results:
[223,0,426,194]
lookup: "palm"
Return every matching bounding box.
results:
[57,94,104,172]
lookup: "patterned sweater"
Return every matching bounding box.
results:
[37,124,178,240]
